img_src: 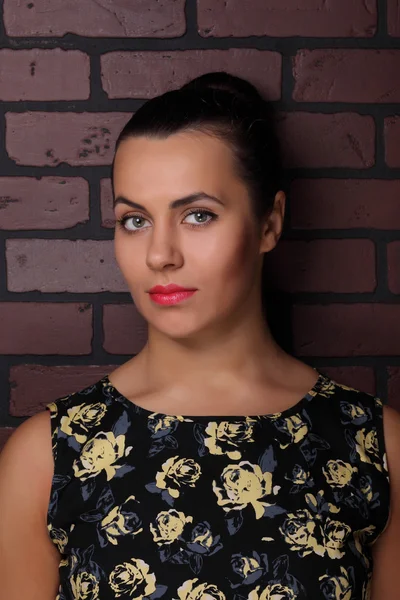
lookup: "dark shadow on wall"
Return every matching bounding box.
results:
[260,102,296,357]
[261,275,294,356]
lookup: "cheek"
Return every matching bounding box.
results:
[114,237,142,280]
[193,225,257,287]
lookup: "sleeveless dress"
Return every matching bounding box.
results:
[46,371,390,600]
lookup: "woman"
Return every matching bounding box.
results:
[0,72,399,600]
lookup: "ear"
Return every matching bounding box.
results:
[259,191,286,255]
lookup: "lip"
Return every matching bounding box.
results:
[148,284,197,306]
[148,284,197,294]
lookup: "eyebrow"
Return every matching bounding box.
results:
[113,192,224,211]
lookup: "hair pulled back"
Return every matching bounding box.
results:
[113,71,283,220]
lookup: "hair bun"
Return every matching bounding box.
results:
[181,71,264,106]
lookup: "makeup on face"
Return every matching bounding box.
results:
[148,284,198,306]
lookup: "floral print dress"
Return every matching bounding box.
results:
[46,371,390,600]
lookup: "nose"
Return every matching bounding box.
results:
[146,223,183,272]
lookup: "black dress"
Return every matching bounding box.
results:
[46,371,390,600]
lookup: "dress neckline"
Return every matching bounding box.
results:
[101,370,330,423]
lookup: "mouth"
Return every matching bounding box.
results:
[148,284,198,306]
[148,284,197,294]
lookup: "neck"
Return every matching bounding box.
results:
[139,307,288,393]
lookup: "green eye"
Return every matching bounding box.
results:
[184,210,216,226]
[116,208,217,234]
[116,215,150,232]
[188,212,208,223]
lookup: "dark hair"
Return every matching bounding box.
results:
[112,71,284,220]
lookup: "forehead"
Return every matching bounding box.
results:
[112,130,242,201]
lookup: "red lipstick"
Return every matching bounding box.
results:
[148,284,197,306]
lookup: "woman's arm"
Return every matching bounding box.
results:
[371,405,400,599]
[0,411,60,600]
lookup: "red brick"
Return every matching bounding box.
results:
[0,177,89,230]
[101,178,115,228]
[0,49,89,101]
[101,50,282,100]
[9,364,118,417]
[290,179,400,230]
[0,303,92,355]
[388,367,400,412]
[6,240,127,293]
[3,0,186,37]
[388,242,400,294]
[5,112,130,167]
[0,428,14,452]
[198,0,377,38]
[293,50,400,103]
[388,0,400,36]
[320,366,376,395]
[293,304,400,357]
[103,305,148,355]
[265,240,375,293]
[278,113,375,169]
[385,117,400,168]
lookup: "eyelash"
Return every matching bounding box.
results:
[115,208,218,235]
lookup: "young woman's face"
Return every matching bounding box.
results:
[113,130,281,339]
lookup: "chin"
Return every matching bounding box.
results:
[148,312,217,341]
[153,320,205,341]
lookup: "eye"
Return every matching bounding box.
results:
[183,209,217,227]
[116,215,150,233]
[116,208,218,235]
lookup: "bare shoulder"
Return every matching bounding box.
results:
[382,404,400,478]
[370,405,400,599]
[0,410,53,484]
[0,411,60,599]
[0,410,55,522]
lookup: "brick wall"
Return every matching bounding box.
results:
[1,0,399,447]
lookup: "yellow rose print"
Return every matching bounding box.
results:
[150,509,193,545]
[323,518,351,559]
[362,576,372,600]
[48,524,68,554]
[317,381,337,398]
[336,382,358,394]
[359,476,374,502]
[280,509,324,557]
[204,419,255,460]
[155,456,201,499]
[47,401,58,419]
[46,372,390,600]
[354,428,382,472]
[248,583,297,600]
[213,461,279,519]
[109,558,156,599]
[277,415,309,449]
[190,523,215,549]
[320,565,353,600]
[341,402,369,424]
[100,496,143,545]
[230,552,268,586]
[305,490,340,514]
[323,460,357,488]
[148,414,185,435]
[73,431,126,481]
[187,522,223,557]
[70,571,100,600]
[349,525,376,571]
[177,578,226,600]
[291,466,310,485]
[236,556,261,579]
[383,452,388,475]
[285,464,314,490]
[60,402,107,444]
